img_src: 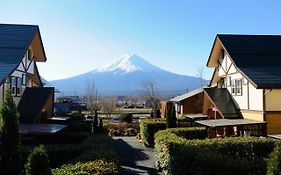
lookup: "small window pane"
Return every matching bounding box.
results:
[11,77,17,95]
[16,78,22,96]
[236,79,242,96]
[231,80,235,94]
[22,74,26,85]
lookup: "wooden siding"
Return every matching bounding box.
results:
[266,112,281,134]
[241,110,264,122]
[179,93,203,115]
[265,89,281,111]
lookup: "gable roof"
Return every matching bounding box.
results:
[204,88,242,119]
[170,87,204,102]
[0,24,46,85]
[207,34,281,89]
[18,87,54,124]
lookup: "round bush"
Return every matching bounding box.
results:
[25,145,52,175]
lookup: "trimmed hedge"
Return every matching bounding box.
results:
[140,119,166,147]
[155,128,277,175]
[70,134,118,163]
[53,134,120,175]
[52,159,120,175]
[267,144,281,175]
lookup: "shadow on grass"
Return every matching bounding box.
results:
[114,137,161,175]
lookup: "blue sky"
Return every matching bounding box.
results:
[1,1,281,80]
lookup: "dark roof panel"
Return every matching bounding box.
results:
[218,34,281,88]
[0,24,38,84]
[218,34,281,55]
[18,87,54,124]
[204,88,241,119]
[0,24,37,49]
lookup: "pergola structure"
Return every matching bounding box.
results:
[196,119,267,138]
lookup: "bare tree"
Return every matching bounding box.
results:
[100,96,116,117]
[143,81,160,118]
[196,67,205,87]
[85,80,100,114]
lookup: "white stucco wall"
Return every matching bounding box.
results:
[218,52,263,111]
[226,72,248,110]
[248,83,263,111]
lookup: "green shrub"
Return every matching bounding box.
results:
[154,128,277,175]
[52,160,120,175]
[25,145,52,175]
[122,113,133,123]
[67,121,92,132]
[98,118,104,133]
[160,127,208,140]
[192,151,266,175]
[103,121,109,134]
[70,134,118,163]
[71,111,85,121]
[140,119,166,147]
[93,110,99,133]
[267,144,281,175]
[0,90,21,175]
[52,134,120,175]
[156,109,161,118]
[21,143,82,168]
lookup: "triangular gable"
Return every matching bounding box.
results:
[0,24,46,85]
[207,34,281,89]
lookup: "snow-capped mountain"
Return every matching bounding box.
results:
[50,54,208,96]
[95,54,160,74]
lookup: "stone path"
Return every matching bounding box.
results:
[114,137,162,175]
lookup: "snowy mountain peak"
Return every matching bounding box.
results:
[95,54,161,74]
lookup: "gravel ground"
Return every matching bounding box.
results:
[114,137,162,175]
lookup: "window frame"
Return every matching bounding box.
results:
[10,76,22,97]
[22,74,26,85]
[230,78,243,96]
[16,77,22,96]
[11,76,17,96]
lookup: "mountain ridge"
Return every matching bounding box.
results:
[50,54,208,96]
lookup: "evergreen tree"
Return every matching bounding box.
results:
[0,90,20,175]
[98,118,103,133]
[171,105,177,127]
[92,110,99,133]
[156,109,161,118]
[150,110,154,118]
[25,145,52,175]
[166,105,177,128]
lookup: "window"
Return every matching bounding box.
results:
[231,79,243,96]
[10,76,22,96]
[16,78,22,96]
[11,77,17,95]
[227,77,231,87]
[236,79,242,95]
[22,74,26,85]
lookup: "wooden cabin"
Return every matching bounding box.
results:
[169,87,204,117]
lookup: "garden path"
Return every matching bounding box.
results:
[114,136,162,175]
